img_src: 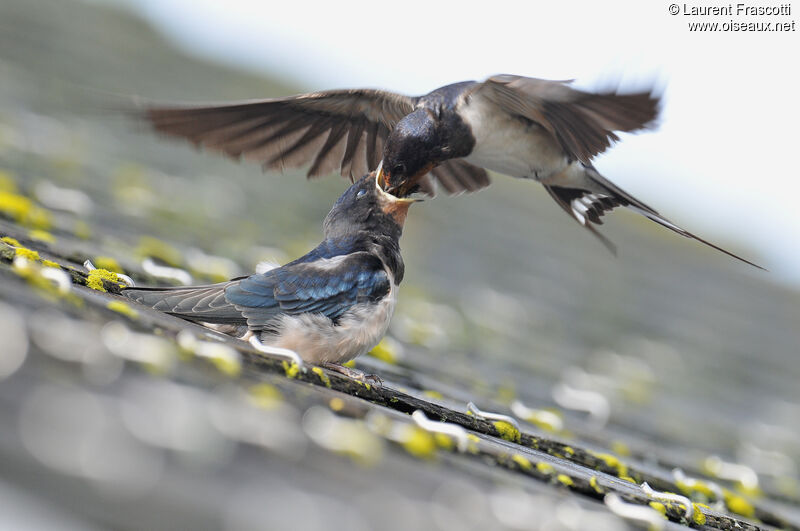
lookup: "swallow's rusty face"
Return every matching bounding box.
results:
[375,163,419,225]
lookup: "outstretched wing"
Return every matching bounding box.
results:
[142,89,417,180]
[474,74,659,164]
[225,252,391,330]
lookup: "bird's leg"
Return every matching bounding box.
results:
[321,363,383,386]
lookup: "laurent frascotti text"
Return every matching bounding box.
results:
[680,3,791,15]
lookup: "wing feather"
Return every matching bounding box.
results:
[142,89,417,180]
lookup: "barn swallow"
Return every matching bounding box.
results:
[141,74,761,268]
[124,171,417,365]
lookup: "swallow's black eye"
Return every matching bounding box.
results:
[392,163,406,176]
[356,189,367,198]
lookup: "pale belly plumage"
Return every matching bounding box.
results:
[458,92,570,181]
[259,283,397,365]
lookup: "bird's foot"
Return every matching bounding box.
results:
[321,363,383,386]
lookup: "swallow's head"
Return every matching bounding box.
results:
[323,170,420,239]
[380,108,444,197]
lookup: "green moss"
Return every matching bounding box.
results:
[512,454,532,471]
[493,421,521,443]
[556,474,574,487]
[312,367,332,388]
[106,300,139,320]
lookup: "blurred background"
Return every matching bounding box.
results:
[0,0,798,529]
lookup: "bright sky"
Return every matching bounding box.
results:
[123,0,799,285]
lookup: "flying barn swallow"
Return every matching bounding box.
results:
[124,171,416,366]
[141,74,761,268]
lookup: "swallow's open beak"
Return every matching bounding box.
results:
[375,162,419,203]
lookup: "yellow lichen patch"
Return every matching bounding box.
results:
[422,390,444,400]
[367,338,399,364]
[343,360,356,368]
[536,462,555,475]
[676,479,716,500]
[106,300,139,320]
[281,360,301,379]
[137,236,183,267]
[0,170,17,192]
[402,426,437,459]
[312,367,332,388]
[496,381,516,404]
[493,421,521,444]
[1,236,21,246]
[73,220,91,240]
[209,352,241,377]
[649,502,667,517]
[329,397,345,411]
[14,247,40,261]
[589,451,628,478]
[590,476,604,494]
[94,256,124,274]
[465,433,481,454]
[28,229,55,244]
[248,383,283,409]
[563,446,575,457]
[557,474,574,487]
[0,190,52,229]
[41,259,60,268]
[86,268,124,292]
[434,433,455,451]
[353,379,372,391]
[723,489,755,518]
[736,483,763,498]
[511,454,533,471]
[610,440,631,457]
[620,476,637,484]
[692,504,707,525]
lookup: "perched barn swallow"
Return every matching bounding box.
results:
[141,74,761,268]
[124,171,416,365]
